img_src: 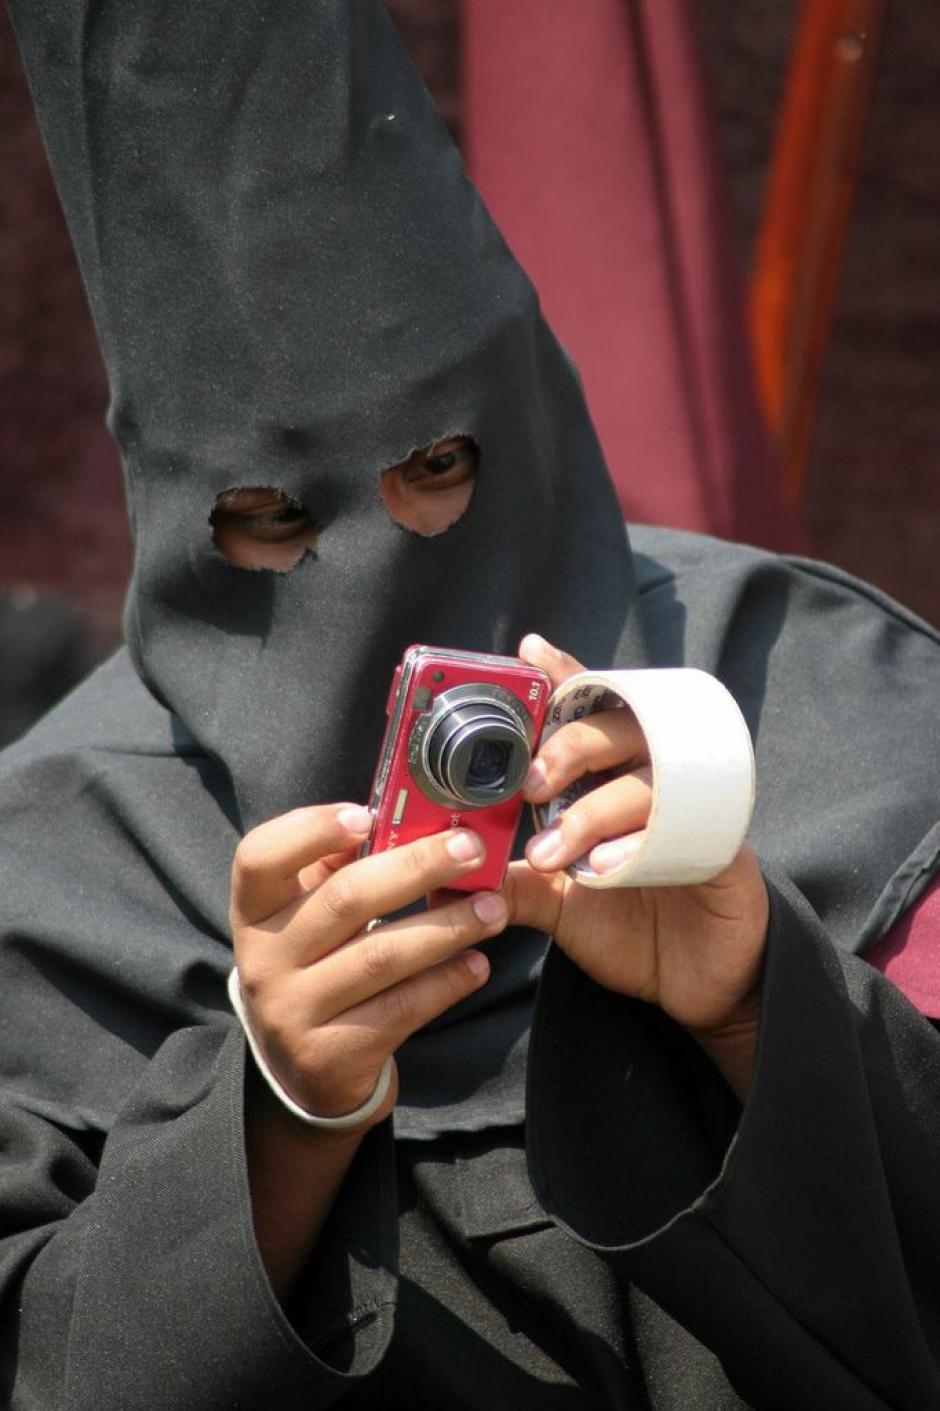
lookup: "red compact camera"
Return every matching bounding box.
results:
[364,645,552,891]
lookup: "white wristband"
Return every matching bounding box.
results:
[227,968,393,1130]
[533,668,755,889]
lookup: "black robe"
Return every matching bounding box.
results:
[2,527,938,1410]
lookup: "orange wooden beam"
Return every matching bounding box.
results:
[749,0,885,509]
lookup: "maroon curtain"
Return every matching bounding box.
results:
[463,0,805,550]
[0,4,129,619]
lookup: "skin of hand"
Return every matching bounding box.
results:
[231,806,508,1122]
[501,634,769,1098]
[230,807,510,1291]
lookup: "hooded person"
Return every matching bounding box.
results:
[1,2,940,1408]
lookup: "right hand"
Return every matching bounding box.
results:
[230,803,508,1132]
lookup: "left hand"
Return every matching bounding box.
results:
[502,635,769,1092]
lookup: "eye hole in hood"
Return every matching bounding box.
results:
[210,486,318,572]
[379,435,479,537]
[209,435,480,570]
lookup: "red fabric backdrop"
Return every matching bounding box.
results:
[463,0,803,550]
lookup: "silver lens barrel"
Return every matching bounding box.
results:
[431,707,528,804]
[409,682,535,810]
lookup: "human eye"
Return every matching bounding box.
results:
[408,437,479,487]
[423,448,459,474]
[240,500,312,541]
[212,488,315,542]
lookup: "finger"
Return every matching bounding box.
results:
[587,830,649,876]
[297,891,509,1023]
[297,846,361,891]
[517,633,585,691]
[231,803,374,925]
[500,858,567,936]
[522,708,648,802]
[251,827,489,967]
[299,948,492,1110]
[525,769,653,871]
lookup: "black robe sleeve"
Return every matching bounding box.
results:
[526,870,940,1410]
[0,1022,397,1411]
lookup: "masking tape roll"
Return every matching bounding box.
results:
[533,669,755,889]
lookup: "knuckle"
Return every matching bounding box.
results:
[568,720,595,752]
[360,930,396,982]
[498,866,519,917]
[263,1009,298,1062]
[410,834,443,881]
[439,956,474,1005]
[436,901,468,952]
[601,710,646,766]
[378,982,415,1030]
[318,869,360,924]
[233,832,269,882]
[235,951,265,1000]
[606,769,652,820]
[446,902,470,947]
[559,804,588,847]
[546,728,585,778]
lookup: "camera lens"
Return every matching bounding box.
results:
[467,739,512,790]
[423,699,530,807]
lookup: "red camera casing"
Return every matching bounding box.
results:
[364,645,551,891]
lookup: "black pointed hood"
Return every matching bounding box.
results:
[10,0,639,829]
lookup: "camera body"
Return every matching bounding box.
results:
[365,645,552,891]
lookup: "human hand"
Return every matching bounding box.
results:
[230,806,508,1131]
[504,635,768,1092]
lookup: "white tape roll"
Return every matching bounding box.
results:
[533,669,755,889]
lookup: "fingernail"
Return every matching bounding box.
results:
[591,835,643,872]
[523,759,549,797]
[337,805,373,835]
[464,950,490,978]
[520,633,556,660]
[472,893,507,925]
[528,827,564,867]
[447,830,483,862]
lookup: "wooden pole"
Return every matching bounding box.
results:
[749,0,886,509]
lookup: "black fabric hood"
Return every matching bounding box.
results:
[10,0,637,829]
